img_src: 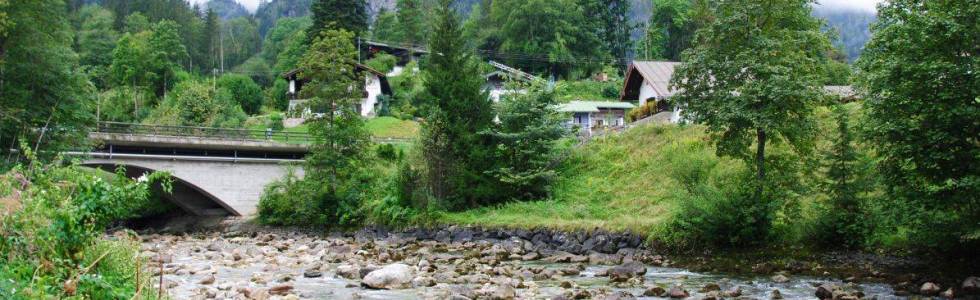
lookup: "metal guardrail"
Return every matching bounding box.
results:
[95,122,314,144]
[94,122,415,145]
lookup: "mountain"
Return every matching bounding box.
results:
[206,0,251,19]
[813,7,876,62]
[255,0,313,36]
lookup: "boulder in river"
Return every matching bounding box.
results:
[700,282,720,292]
[920,282,941,296]
[303,270,322,278]
[964,276,980,294]
[336,264,360,279]
[770,289,783,299]
[668,285,689,298]
[815,283,837,299]
[489,284,516,300]
[269,284,293,296]
[361,263,414,289]
[643,286,666,297]
[771,274,790,283]
[606,261,647,282]
[198,275,215,285]
[599,290,635,300]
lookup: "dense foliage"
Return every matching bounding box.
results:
[0,0,92,163]
[308,0,368,42]
[857,0,979,250]
[488,85,570,200]
[0,151,168,298]
[418,0,496,209]
[670,0,829,246]
[258,29,375,226]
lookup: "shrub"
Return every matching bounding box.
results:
[365,53,398,74]
[268,112,285,131]
[627,101,655,122]
[376,144,399,161]
[217,74,264,115]
[655,141,767,248]
[0,152,168,298]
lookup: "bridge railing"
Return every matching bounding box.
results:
[95,122,314,144]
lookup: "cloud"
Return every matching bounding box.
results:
[814,0,883,12]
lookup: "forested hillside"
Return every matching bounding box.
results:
[204,0,250,19]
[813,7,876,61]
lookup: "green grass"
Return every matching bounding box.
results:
[244,115,418,144]
[438,124,736,234]
[364,117,419,139]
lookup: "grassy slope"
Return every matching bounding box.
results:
[438,124,742,234]
[247,115,419,140]
[363,116,420,139]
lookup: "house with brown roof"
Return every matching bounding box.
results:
[621,60,857,123]
[620,61,683,123]
[283,63,393,118]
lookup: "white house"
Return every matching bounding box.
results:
[620,61,684,123]
[283,63,393,118]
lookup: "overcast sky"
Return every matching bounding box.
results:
[190,0,883,14]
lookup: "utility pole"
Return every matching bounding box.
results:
[220,26,225,73]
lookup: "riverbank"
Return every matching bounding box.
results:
[130,216,978,299]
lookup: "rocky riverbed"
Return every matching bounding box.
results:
[135,227,915,300]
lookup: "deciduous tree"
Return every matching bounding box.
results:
[670,0,829,240]
[1,0,92,162]
[857,0,979,248]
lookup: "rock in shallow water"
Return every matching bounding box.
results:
[920,282,941,295]
[668,285,689,298]
[643,286,666,297]
[606,261,647,282]
[361,263,414,289]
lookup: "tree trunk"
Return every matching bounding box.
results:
[756,128,767,201]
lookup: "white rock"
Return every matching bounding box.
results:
[361,264,414,290]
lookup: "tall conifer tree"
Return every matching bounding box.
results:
[420,0,495,209]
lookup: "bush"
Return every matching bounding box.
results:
[145,80,247,128]
[217,74,264,115]
[627,101,657,122]
[268,112,285,131]
[365,53,398,74]
[0,152,168,298]
[376,144,400,161]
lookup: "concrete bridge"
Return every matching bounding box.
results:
[76,122,311,216]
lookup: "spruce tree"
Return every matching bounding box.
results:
[420,0,495,209]
[298,29,370,194]
[818,105,862,248]
[490,84,569,200]
[307,0,367,43]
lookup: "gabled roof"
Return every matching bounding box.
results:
[558,101,635,113]
[620,61,681,101]
[823,85,856,98]
[282,63,386,80]
[486,60,542,83]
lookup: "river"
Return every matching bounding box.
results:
[138,228,898,300]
